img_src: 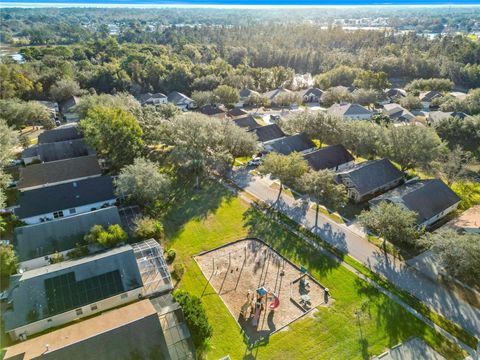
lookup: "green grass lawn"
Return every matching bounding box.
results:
[162,181,464,360]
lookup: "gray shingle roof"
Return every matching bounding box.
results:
[18,155,101,190]
[263,88,292,101]
[4,245,142,331]
[239,88,259,99]
[14,207,122,262]
[300,87,324,97]
[249,124,285,143]
[370,179,461,225]
[328,103,373,117]
[227,108,248,117]
[233,116,261,130]
[337,159,404,196]
[136,92,167,105]
[167,91,193,104]
[199,104,226,116]
[22,139,95,163]
[38,126,82,144]
[303,144,354,171]
[267,133,316,155]
[15,176,116,219]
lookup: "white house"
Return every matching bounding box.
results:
[167,91,197,111]
[14,176,116,224]
[327,103,373,120]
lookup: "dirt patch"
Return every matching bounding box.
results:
[195,239,326,343]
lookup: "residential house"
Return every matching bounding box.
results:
[167,91,196,111]
[303,144,354,171]
[427,111,470,125]
[38,125,82,144]
[18,155,101,191]
[384,88,407,102]
[4,297,195,360]
[450,91,467,101]
[3,239,172,341]
[419,91,442,110]
[327,103,373,120]
[263,88,293,106]
[136,92,168,106]
[369,179,460,228]
[299,87,324,103]
[265,133,316,155]
[22,139,95,165]
[382,103,416,123]
[38,101,60,123]
[227,107,249,118]
[336,159,404,202]
[199,104,227,118]
[59,96,80,123]
[232,115,261,130]
[14,175,116,224]
[14,206,122,270]
[249,124,286,143]
[239,87,260,101]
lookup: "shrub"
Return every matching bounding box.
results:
[49,251,64,264]
[67,243,90,259]
[173,290,213,348]
[84,224,127,248]
[166,248,176,263]
[172,262,185,281]
[0,244,18,276]
[133,216,164,240]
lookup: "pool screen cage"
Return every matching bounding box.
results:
[132,239,172,296]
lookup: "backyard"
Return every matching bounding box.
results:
[162,180,464,360]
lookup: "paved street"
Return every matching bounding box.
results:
[230,167,480,339]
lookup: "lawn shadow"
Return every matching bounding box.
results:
[242,207,342,277]
[162,178,236,241]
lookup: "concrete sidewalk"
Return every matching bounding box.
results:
[230,168,480,339]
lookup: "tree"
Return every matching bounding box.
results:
[320,87,352,107]
[191,90,216,107]
[213,85,239,108]
[351,88,382,106]
[341,120,382,159]
[353,70,390,90]
[49,78,81,102]
[399,94,422,111]
[0,120,18,209]
[280,111,342,147]
[314,65,360,89]
[0,99,52,129]
[300,169,347,225]
[382,125,444,171]
[434,115,480,159]
[274,92,301,107]
[172,290,213,348]
[80,106,143,168]
[74,93,141,119]
[246,92,269,109]
[371,113,392,125]
[422,230,480,286]
[115,158,171,205]
[0,244,18,276]
[84,224,127,248]
[153,102,180,120]
[405,78,454,92]
[434,146,471,185]
[258,152,308,201]
[133,216,164,240]
[358,202,419,246]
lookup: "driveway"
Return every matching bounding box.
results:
[230,168,480,339]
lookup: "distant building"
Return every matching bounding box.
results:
[239,87,260,101]
[14,176,116,224]
[167,91,196,111]
[59,96,80,123]
[263,88,293,105]
[419,91,442,110]
[3,239,172,341]
[303,144,354,172]
[136,92,168,106]
[327,103,373,120]
[369,179,460,228]
[384,88,407,102]
[427,111,470,125]
[18,155,101,191]
[249,124,286,143]
[227,107,249,118]
[382,103,416,123]
[199,104,227,118]
[22,139,95,165]
[336,159,404,202]
[15,206,122,270]
[232,115,261,130]
[299,87,324,103]
[265,133,316,155]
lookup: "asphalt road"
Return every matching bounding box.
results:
[230,167,480,339]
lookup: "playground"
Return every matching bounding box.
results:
[195,238,326,342]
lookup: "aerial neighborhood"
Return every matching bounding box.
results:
[0,5,479,360]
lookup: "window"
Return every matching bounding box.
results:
[53,211,64,219]
[69,208,76,215]
[120,293,128,299]
[90,304,98,311]
[75,308,83,316]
